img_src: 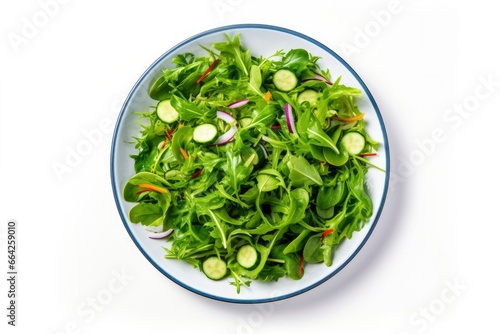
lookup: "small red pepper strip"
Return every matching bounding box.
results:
[321,229,335,241]
[191,169,203,179]
[159,140,167,150]
[196,58,218,84]
[270,124,281,129]
[298,256,304,276]
[136,183,168,194]
[359,152,377,157]
[166,128,174,141]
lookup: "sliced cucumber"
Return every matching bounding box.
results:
[157,99,179,124]
[273,69,298,92]
[297,89,318,106]
[341,131,366,155]
[193,124,218,144]
[236,244,258,269]
[202,257,227,280]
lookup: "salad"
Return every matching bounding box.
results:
[123,34,382,293]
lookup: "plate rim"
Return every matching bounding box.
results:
[110,23,391,304]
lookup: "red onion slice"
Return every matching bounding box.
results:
[284,103,297,134]
[216,110,236,124]
[303,72,333,85]
[228,99,249,108]
[212,125,238,145]
[312,71,333,85]
[148,228,173,239]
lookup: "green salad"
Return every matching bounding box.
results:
[123,34,381,292]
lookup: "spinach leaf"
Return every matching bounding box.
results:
[278,49,310,75]
[287,156,323,187]
[303,235,323,264]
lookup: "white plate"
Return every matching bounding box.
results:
[110,24,390,303]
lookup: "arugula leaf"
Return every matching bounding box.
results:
[212,34,251,77]
[170,95,212,122]
[306,116,340,154]
[248,65,265,98]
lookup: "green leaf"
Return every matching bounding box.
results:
[306,117,340,154]
[171,126,193,162]
[170,95,207,122]
[303,235,323,264]
[283,229,310,254]
[281,188,309,225]
[242,104,277,130]
[212,34,251,77]
[248,65,265,98]
[316,179,345,210]
[129,203,163,226]
[278,49,310,75]
[123,172,168,202]
[256,174,280,193]
[287,156,323,187]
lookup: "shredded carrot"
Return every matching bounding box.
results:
[332,113,365,122]
[179,147,189,160]
[159,140,167,150]
[264,91,272,102]
[136,183,168,194]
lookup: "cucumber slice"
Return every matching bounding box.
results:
[157,99,179,124]
[297,89,318,106]
[193,124,218,144]
[273,69,298,92]
[202,257,227,280]
[236,245,258,269]
[341,131,366,155]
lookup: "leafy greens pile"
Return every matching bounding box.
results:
[123,34,381,292]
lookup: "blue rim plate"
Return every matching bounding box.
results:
[110,24,390,303]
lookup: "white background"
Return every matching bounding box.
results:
[1,0,499,333]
